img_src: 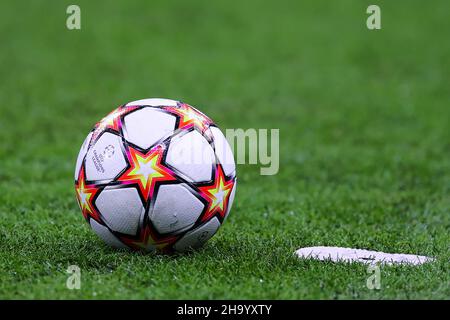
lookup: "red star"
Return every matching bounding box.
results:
[118,145,176,203]
[118,224,178,252]
[89,105,138,146]
[164,103,213,132]
[75,166,102,223]
[198,165,235,222]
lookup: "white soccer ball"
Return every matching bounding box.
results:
[74,98,236,253]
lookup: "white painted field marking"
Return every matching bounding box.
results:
[295,246,434,265]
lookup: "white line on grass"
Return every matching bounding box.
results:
[295,246,434,265]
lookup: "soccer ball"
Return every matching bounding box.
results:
[74,98,236,253]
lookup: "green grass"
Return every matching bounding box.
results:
[0,0,449,299]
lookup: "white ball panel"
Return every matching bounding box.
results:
[95,187,144,235]
[150,184,204,234]
[166,131,215,182]
[85,132,127,181]
[123,108,176,149]
[74,132,93,180]
[173,217,221,252]
[125,98,179,107]
[90,219,128,249]
[210,127,236,177]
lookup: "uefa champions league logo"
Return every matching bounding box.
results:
[102,145,115,159]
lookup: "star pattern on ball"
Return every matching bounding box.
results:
[164,103,213,133]
[90,106,138,146]
[118,145,176,202]
[119,224,178,252]
[198,165,235,222]
[75,166,101,223]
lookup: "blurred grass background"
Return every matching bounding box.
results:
[0,0,449,299]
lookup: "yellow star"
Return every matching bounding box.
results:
[164,103,212,132]
[118,146,176,202]
[128,152,164,190]
[75,167,101,221]
[199,165,235,221]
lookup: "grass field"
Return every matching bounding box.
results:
[0,0,449,299]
